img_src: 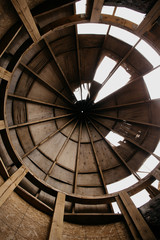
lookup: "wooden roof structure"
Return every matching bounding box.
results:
[0,0,160,229]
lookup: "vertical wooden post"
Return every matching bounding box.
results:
[49,192,66,240]
[116,191,156,240]
[0,165,28,207]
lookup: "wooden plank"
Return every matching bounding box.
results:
[136,0,160,36]
[0,67,12,82]
[0,120,5,130]
[49,192,65,240]
[0,165,28,207]
[0,158,9,179]
[64,212,123,224]
[11,0,41,42]
[116,196,141,240]
[0,23,22,57]
[8,93,72,110]
[119,191,156,240]
[90,0,104,22]
[8,113,73,129]
[152,169,160,181]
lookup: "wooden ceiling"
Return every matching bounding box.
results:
[0,0,160,213]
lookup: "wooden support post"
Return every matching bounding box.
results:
[0,165,28,207]
[0,120,5,130]
[49,192,65,240]
[0,67,12,82]
[90,0,104,22]
[152,169,160,181]
[116,191,156,240]
[11,0,41,42]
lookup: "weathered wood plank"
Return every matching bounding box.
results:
[49,192,65,240]
[0,67,12,82]
[90,0,104,22]
[119,191,156,240]
[0,165,28,207]
[11,0,41,42]
[0,120,5,130]
[136,0,160,35]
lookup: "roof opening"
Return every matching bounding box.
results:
[75,0,86,14]
[137,155,159,178]
[143,67,160,99]
[101,6,115,15]
[115,7,145,25]
[136,40,160,67]
[74,83,90,101]
[94,56,116,84]
[105,131,124,147]
[109,26,139,46]
[77,23,109,35]
[107,174,138,193]
[131,190,150,208]
[95,66,131,103]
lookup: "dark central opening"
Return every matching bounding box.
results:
[74,100,93,120]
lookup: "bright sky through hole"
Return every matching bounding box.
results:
[101,6,115,15]
[77,23,109,35]
[115,7,145,25]
[131,190,150,208]
[95,66,131,103]
[109,26,139,46]
[137,155,159,178]
[136,40,160,67]
[94,56,116,84]
[154,140,160,156]
[74,83,89,101]
[105,131,124,147]
[75,0,86,14]
[107,174,138,193]
[143,67,160,99]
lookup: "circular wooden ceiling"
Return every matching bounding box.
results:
[0,0,160,210]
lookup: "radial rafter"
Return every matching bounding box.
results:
[90,116,160,162]
[88,117,140,180]
[8,113,73,129]
[73,121,82,193]
[8,93,72,110]
[44,120,79,181]
[22,117,76,158]
[91,112,160,129]
[19,62,74,105]
[44,38,76,101]
[85,120,108,194]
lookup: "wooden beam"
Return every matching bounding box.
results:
[0,67,12,82]
[73,121,82,193]
[20,63,74,105]
[117,191,156,240]
[0,165,28,207]
[0,158,9,179]
[136,0,160,36]
[152,169,160,181]
[91,113,160,129]
[22,117,76,158]
[8,93,72,110]
[0,23,22,57]
[90,0,104,22]
[0,120,5,130]
[49,192,65,240]
[11,0,41,42]
[8,113,73,129]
